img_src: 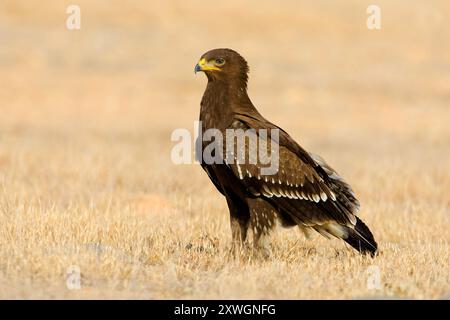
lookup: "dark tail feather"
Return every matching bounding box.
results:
[344,217,378,257]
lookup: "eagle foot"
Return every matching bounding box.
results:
[227,242,251,259]
[252,246,272,260]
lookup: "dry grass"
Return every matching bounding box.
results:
[0,0,449,299]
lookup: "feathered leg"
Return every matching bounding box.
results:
[225,195,250,254]
[247,198,277,258]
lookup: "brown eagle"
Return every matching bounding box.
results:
[194,48,377,257]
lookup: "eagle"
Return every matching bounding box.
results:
[194,48,377,257]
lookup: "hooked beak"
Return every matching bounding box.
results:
[194,58,220,74]
[194,63,202,74]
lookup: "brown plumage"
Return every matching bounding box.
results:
[195,48,377,257]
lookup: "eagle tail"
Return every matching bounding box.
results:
[343,217,378,257]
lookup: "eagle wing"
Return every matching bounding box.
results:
[223,114,359,227]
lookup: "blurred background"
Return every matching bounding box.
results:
[0,0,448,299]
[1,0,449,138]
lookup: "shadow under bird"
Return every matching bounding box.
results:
[194,48,378,257]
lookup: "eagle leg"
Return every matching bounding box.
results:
[248,199,277,258]
[226,195,250,255]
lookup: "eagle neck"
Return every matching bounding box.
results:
[200,77,257,129]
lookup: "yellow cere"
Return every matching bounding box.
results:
[198,58,221,71]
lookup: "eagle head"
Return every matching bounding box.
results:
[195,48,249,84]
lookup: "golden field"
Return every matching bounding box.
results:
[0,0,449,299]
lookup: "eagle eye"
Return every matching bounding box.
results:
[214,58,225,66]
